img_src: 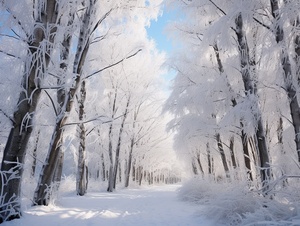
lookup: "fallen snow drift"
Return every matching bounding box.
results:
[2,185,217,226]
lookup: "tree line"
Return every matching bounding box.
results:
[166,0,300,195]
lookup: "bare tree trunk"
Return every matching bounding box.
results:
[118,162,122,183]
[241,128,253,181]
[0,1,58,221]
[196,153,204,176]
[76,80,87,196]
[206,142,212,175]
[294,16,300,83]
[229,137,237,169]
[270,0,300,162]
[101,153,106,181]
[52,151,64,192]
[34,2,93,205]
[51,14,73,193]
[125,137,135,187]
[215,133,230,178]
[124,106,140,187]
[107,123,114,192]
[31,130,40,178]
[213,44,237,172]
[191,160,198,175]
[107,89,118,192]
[112,97,130,189]
[138,166,143,186]
[132,160,136,182]
[235,13,270,192]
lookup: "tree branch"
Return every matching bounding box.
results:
[90,8,114,35]
[253,17,271,31]
[0,49,21,59]
[209,0,226,15]
[0,109,15,124]
[85,49,142,79]
[43,90,58,116]
[64,115,113,127]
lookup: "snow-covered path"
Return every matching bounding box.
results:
[4,185,217,226]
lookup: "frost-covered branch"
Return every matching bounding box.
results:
[85,48,142,79]
[63,115,112,127]
[0,49,21,59]
[43,90,58,116]
[0,109,15,124]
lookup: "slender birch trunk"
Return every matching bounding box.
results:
[206,142,212,175]
[112,97,130,189]
[76,80,87,196]
[215,133,230,178]
[229,137,237,169]
[31,130,40,178]
[125,134,135,187]
[107,90,118,192]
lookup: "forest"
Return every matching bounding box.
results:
[0,0,300,225]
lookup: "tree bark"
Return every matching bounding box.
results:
[31,130,40,178]
[111,97,130,189]
[215,133,230,178]
[206,142,212,175]
[196,152,204,176]
[125,136,135,187]
[0,0,58,221]
[107,89,118,192]
[76,80,87,196]
[33,2,93,205]
[213,44,237,173]
[235,13,270,192]
[229,137,237,169]
[270,0,300,162]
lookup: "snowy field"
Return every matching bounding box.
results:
[2,185,217,226]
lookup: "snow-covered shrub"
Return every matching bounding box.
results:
[178,177,300,225]
[178,176,219,203]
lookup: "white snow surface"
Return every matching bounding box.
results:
[3,185,217,226]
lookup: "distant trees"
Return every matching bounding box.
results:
[166,0,300,193]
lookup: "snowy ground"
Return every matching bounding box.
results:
[3,184,218,226]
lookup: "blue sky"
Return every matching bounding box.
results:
[146,6,179,55]
[146,7,178,82]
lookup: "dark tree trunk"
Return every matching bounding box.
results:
[112,97,130,189]
[215,133,230,178]
[191,160,198,175]
[0,1,58,221]
[229,137,237,169]
[76,81,87,196]
[34,2,93,205]
[101,153,106,181]
[107,89,118,192]
[125,137,134,187]
[196,153,204,176]
[31,130,40,178]
[235,13,270,192]
[241,125,253,181]
[270,0,300,162]
[206,142,212,175]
